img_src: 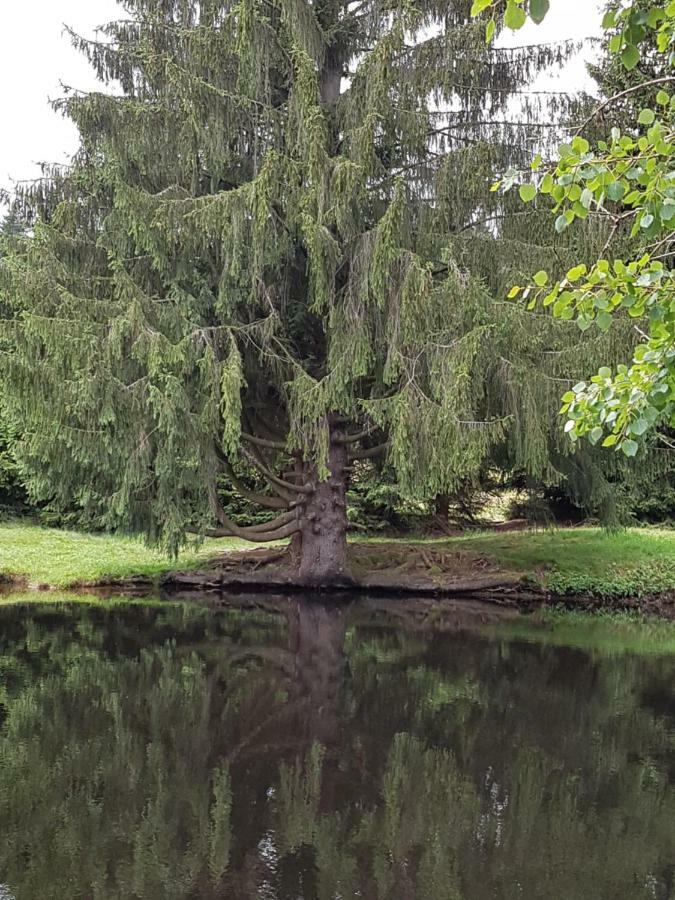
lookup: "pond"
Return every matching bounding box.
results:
[0,592,673,899]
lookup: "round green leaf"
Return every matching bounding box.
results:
[630,418,649,436]
[519,183,537,203]
[504,0,527,29]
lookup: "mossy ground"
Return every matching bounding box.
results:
[2,520,675,599]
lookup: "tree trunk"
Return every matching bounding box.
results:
[297,438,349,586]
[433,493,454,535]
[435,493,450,521]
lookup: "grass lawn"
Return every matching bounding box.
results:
[1,520,675,596]
[0,520,247,588]
[445,527,675,598]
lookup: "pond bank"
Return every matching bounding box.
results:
[3,521,675,617]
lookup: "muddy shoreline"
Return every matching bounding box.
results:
[5,571,675,620]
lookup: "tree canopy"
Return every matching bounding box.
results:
[0,0,641,574]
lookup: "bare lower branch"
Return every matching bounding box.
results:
[243,510,299,532]
[206,490,301,542]
[349,442,390,460]
[241,431,288,451]
[216,450,290,510]
[190,522,299,542]
[333,425,378,444]
[242,446,313,494]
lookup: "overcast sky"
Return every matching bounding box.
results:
[0,0,604,193]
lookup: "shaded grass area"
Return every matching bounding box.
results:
[0,521,246,588]
[1,520,675,598]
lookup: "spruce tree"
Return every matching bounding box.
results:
[2,0,606,580]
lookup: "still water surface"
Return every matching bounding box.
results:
[0,593,673,899]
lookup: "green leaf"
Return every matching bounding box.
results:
[602,10,616,28]
[621,44,640,70]
[602,434,618,447]
[519,183,537,203]
[580,188,593,209]
[605,181,625,202]
[621,439,639,457]
[656,90,670,106]
[555,214,569,233]
[571,136,590,155]
[533,270,548,287]
[640,213,655,229]
[566,265,586,283]
[530,0,550,24]
[470,0,493,14]
[507,285,521,299]
[631,418,649,436]
[504,0,527,29]
[540,172,554,194]
[596,312,612,332]
[485,18,496,42]
[589,426,603,445]
[638,108,655,125]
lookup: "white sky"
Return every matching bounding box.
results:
[0,0,604,193]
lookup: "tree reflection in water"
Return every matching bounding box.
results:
[0,596,672,899]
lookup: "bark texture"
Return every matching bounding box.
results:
[297,438,349,586]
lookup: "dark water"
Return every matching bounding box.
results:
[0,593,674,900]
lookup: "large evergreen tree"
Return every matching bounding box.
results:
[2,0,610,580]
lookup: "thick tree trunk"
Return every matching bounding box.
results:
[297,438,349,586]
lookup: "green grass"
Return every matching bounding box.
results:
[0,521,247,588]
[445,527,675,598]
[2,520,675,598]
